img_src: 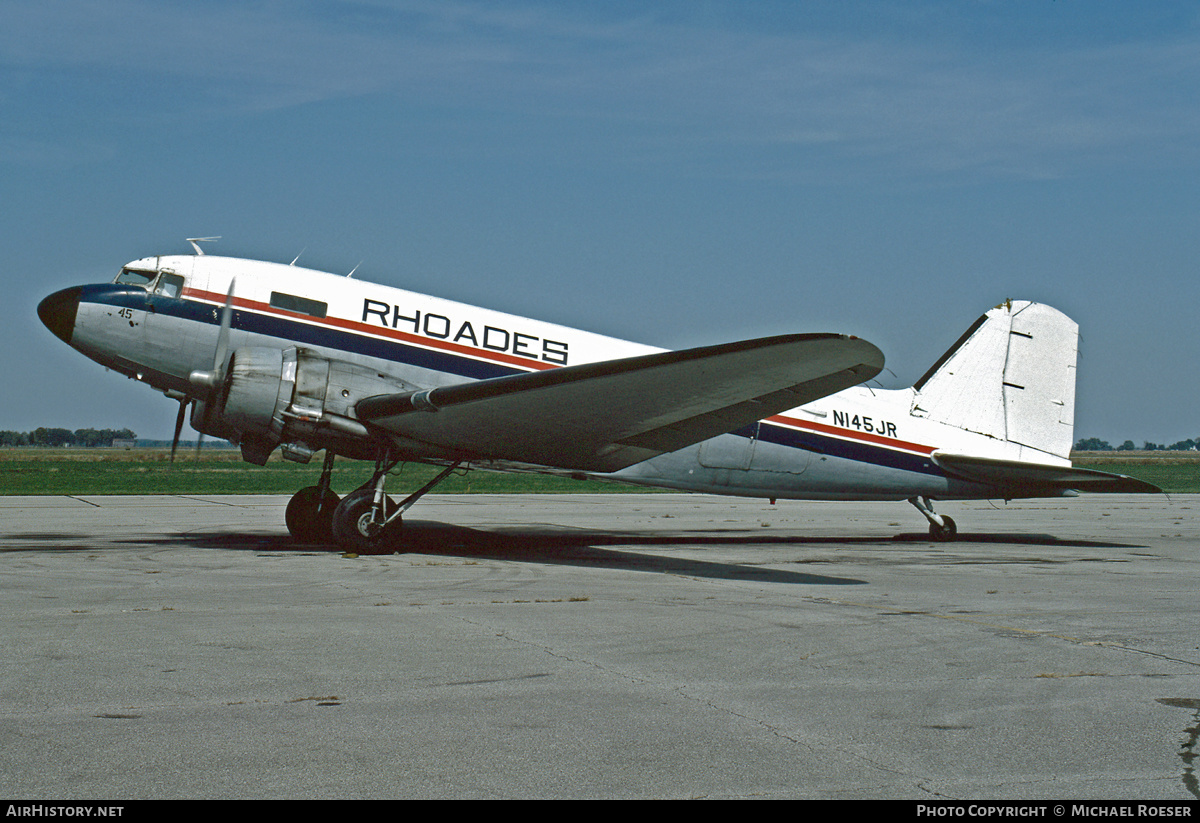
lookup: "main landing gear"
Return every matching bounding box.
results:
[285,450,340,544]
[285,450,464,553]
[909,495,958,542]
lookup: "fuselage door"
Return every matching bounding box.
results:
[698,423,758,470]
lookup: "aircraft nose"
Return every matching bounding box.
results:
[38,286,82,345]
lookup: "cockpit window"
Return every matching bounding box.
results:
[155,273,185,299]
[115,268,156,287]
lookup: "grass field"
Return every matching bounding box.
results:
[1069,453,1200,494]
[1,448,1195,495]
[0,448,656,496]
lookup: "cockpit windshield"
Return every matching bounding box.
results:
[114,268,156,287]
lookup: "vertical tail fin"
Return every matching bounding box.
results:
[911,300,1078,460]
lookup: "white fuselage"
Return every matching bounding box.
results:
[59,254,1066,502]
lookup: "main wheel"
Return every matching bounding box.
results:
[929,515,958,542]
[286,486,340,545]
[331,489,399,554]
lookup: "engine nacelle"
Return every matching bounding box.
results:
[221,347,289,440]
[196,346,414,464]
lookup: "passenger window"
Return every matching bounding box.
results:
[270,291,327,319]
[155,273,185,298]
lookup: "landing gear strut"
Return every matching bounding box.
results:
[910,495,957,542]
[285,450,340,544]
[330,456,464,554]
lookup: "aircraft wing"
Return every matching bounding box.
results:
[356,333,884,472]
[932,452,1162,495]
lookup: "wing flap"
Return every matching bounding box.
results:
[357,333,884,472]
[933,452,1162,494]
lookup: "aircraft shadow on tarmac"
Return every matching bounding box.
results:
[79,519,1147,587]
[365,521,871,585]
[5,523,1144,587]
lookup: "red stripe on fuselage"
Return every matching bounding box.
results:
[766,413,936,456]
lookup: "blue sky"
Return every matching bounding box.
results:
[3,0,1198,445]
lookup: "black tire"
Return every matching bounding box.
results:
[929,515,958,542]
[285,486,340,545]
[331,488,399,554]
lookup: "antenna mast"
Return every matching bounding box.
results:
[187,237,221,255]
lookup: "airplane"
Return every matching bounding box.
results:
[37,241,1160,553]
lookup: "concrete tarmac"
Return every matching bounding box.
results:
[0,492,1197,800]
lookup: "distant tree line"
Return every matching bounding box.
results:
[1074,437,1199,452]
[0,428,137,447]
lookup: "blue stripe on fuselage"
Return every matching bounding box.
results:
[756,420,941,476]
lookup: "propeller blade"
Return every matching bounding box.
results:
[213,278,234,378]
[183,278,236,463]
[170,398,188,463]
[187,277,236,398]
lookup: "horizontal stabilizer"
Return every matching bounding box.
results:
[933,452,1162,495]
[357,333,884,472]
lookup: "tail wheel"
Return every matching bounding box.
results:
[929,515,958,542]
